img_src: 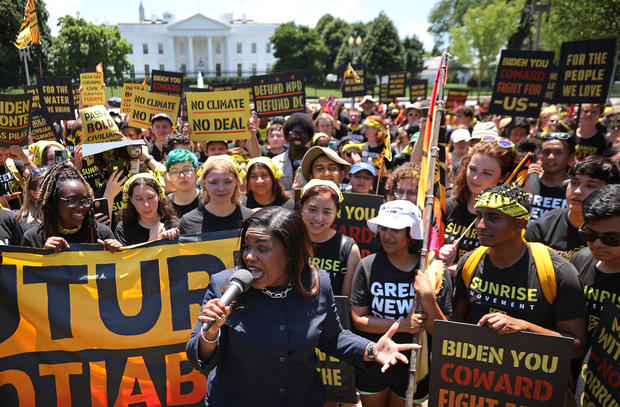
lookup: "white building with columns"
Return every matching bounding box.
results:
[118,2,279,78]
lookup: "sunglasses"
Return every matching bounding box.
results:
[544,132,572,140]
[578,225,620,247]
[480,135,514,150]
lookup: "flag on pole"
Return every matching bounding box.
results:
[96,62,104,74]
[14,0,39,49]
[343,62,361,83]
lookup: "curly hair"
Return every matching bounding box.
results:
[283,113,314,142]
[162,133,192,157]
[37,162,98,242]
[200,158,242,205]
[385,162,420,196]
[121,177,178,224]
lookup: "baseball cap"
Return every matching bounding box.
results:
[151,112,173,126]
[349,162,376,177]
[360,95,376,105]
[471,122,498,140]
[367,200,423,239]
[451,128,471,144]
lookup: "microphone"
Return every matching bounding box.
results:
[202,268,253,332]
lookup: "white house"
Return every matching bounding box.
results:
[118,2,279,78]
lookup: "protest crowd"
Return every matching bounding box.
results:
[1,27,620,407]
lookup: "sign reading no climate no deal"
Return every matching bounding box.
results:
[128,89,180,129]
[250,70,306,118]
[187,89,250,141]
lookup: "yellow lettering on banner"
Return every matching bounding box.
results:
[441,340,504,364]
[80,72,106,107]
[113,356,160,407]
[90,361,108,407]
[80,105,120,144]
[0,370,36,406]
[39,362,83,407]
[129,89,180,129]
[187,89,250,141]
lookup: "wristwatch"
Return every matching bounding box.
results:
[144,156,153,165]
[367,343,375,361]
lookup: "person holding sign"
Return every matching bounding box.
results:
[350,200,451,407]
[187,208,420,407]
[243,157,293,210]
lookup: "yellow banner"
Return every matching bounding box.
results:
[79,105,120,144]
[79,72,106,107]
[187,89,250,141]
[120,83,147,114]
[129,89,180,129]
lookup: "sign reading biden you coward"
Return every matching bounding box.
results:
[0,93,32,147]
[187,89,251,141]
[331,192,382,259]
[80,105,120,144]
[429,320,574,407]
[151,70,184,97]
[250,70,306,118]
[490,49,554,118]
[129,89,180,129]
[0,230,239,407]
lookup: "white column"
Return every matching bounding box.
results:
[167,37,175,71]
[188,36,194,76]
[207,36,214,75]
[225,35,232,77]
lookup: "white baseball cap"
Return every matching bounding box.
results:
[367,200,423,240]
[451,128,471,144]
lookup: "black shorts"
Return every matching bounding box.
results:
[355,361,429,400]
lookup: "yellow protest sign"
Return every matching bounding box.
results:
[129,89,180,129]
[79,72,106,107]
[187,89,250,141]
[120,83,147,114]
[79,105,120,144]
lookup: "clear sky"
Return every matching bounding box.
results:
[44,0,438,51]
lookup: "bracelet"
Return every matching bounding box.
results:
[200,326,220,344]
[144,156,153,165]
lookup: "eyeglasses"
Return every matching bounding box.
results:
[393,189,417,199]
[169,168,195,178]
[543,132,571,140]
[480,135,515,150]
[288,130,308,139]
[59,196,93,208]
[578,224,620,247]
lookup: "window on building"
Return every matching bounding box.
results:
[252,63,257,75]
[179,42,186,54]
[237,63,242,77]
[266,63,271,72]
[144,64,150,76]
[158,43,164,54]
[130,65,135,79]
[266,43,271,53]
[251,43,256,54]
[237,43,242,54]
[216,63,221,77]
[215,43,221,54]
[181,64,187,74]
[159,64,165,71]
[143,43,148,54]
[129,44,133,54]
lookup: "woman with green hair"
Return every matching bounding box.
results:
[165,148,201,218]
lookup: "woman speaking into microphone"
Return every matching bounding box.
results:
[186,207,419,406]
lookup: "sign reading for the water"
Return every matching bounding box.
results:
[30,108,57,142]
[187,89,250,141]
[0,93,32,147]
[446,88,468,114]
[410,79,428,101]
[388,72,407,97]
[490,49,554,118]
[128,89,180,129]
[80,72,106,107]
[430,320,574,407]
[250,70,305,118]
[151,70,183,97]
[120,83,147,114]
[556,38,616,104]
[341,64,366,97]
[38,76,75,120]
[80,105,120,144]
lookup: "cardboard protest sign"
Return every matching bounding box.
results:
[317,296,357,403]
[120,83,147,114]
[211,83,234,92]
[341,64,366,97]
[333,192,382,258]
[80,105,120,144]
[151,70,184,97]
[410,79,428,101]
[37,76,75,120]
[181,87,210,122]
[30,108,57,142]
[23,85,41,110]
[388,72,407,97]
[128,89,180,129]
[446,88,468,114]
[430,320,574,407]
[234,82,254,101]
[186,89,250,141]
[575,300,620,407]
[543,65,558,104]
[250,70,305,118]
[490,49,554,118]
[71,82,80,112]
[556,38,616,104]
[380,83,390,104]
[0,93,32,147]
[80,72,106,107]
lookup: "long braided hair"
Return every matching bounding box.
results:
[37,162,99,243]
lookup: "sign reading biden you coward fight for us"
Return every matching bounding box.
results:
[429,320,574,407]
[80,105,120,144]
[0,230,240,407]
[490,49,554,118]
[250,70,306,118]
[80,72,106,107]
[151,70,184,97]
[37,76,75,121]
[556,38,616,104]
[129,89,181,130]
[186,89,251,141]
[0,93,32,148]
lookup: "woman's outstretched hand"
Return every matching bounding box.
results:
[373,321,421,372]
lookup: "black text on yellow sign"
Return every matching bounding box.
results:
[0,93,32,147]
[80,105,120,144]
[120,83,147,114]
[80,72,106,107]
[187,89,251,141]
[129,89,180,129]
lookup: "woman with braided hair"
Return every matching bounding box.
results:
[21,162,122,252]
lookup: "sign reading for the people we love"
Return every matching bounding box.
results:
[128,89,180,129]
[250,70,306,118]
[80,72,106,107]
[0,93,32,147]
[186,89,251,141]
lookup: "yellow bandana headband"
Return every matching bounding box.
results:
[247,157,283,180]
[474,190,530,220]
[197,154,246,180]
[28,141,66,166]
[300,179,344,202]
[121,173,166,209]
[229,154,249,163]
[312,132,329,145]
[364,119,386,131]
[342,142,365,153]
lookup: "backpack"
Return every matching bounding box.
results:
[461,242,557,304]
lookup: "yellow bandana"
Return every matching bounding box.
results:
[121,173,166,209]
[28,141,66,166]
[300,179,343,202]
[474,190,530,220]
[247,157,283,180]
[229,154,249,163]
[364,118,385,130]
[197,154,246,180]
[342,142,365,153]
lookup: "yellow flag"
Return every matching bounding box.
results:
[343,62,361,83]
[14,0,39,48]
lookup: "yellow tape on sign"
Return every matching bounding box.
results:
[79,72,106,107]
[120,83,147,114]
[129,89,180,129]
[79,105,120,144]
[187,89,250,141]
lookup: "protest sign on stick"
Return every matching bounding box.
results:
[30,108,57,142]
[250,70,306,118]
[410,79,428,101]
[80,72,106,107]
[341,64,366,97]
[187,89,250,141]
[0,93,32,147]
[388,72,407,98]
[80,105,120,144]
[128,89,180,129]
[543,65,558,104]
[445,88,468,114]
[380,83,390,104]
[38,76,74,120]
[24,85,41,110]
[151,70,184,97]
[120,83,147,114]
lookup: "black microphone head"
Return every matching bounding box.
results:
[230,269,254,292]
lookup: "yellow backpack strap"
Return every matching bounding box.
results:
[528,242,556,304]
[462,246,489,287]
[5,158,25,190]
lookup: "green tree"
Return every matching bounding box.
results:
[319,18,350,73]
[0,0,52,88]
[49,16,131,85]
[314,14,335,38]
[359,13,403,76]
[449,0,525,100]
[271,22,329,84]
[402,35,425,76]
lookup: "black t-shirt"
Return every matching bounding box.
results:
[311,232,355,295]
[571,247,620,342]
[148,143,163,163]
[0,210,23,246]
[167,191,202,219]
[22,222,115,248]
[242,193,295,210]
[570,129,611,161]
[178,205,253,234]
[0,160,25,210]
[455,245,585,329]
[265,146,287,159]
[80,156,106,198]
[115,218,179,246]
[444,198,479,262]
[524,208,586,260]
[527,176,567,223]
[362,143,397,171]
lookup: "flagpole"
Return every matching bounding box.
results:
[18,46,31,86]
